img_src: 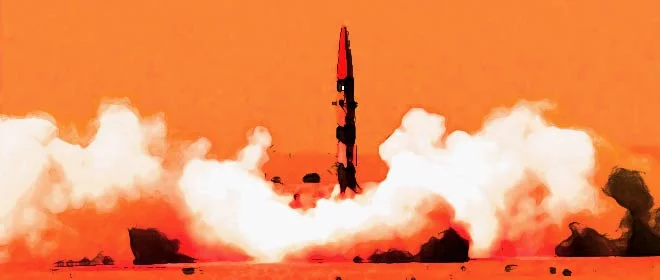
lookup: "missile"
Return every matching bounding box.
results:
[333,26,360,195]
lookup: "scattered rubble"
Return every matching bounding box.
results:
[504,264,517,272]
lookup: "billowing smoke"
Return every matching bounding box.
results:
[179,100,601,262]
[0,101,166,261]
[0,99,601,264]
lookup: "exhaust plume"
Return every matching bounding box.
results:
[0,99,601,264]
[179,100,600,262]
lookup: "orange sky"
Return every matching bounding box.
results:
[2,1,660,266]
[1,0,659,157]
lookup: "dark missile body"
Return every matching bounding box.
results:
[333,26,360,195]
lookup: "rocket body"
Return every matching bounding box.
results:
[333,26,359,195]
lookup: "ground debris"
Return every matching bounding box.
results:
[504,264,518,272]
[550,266,557,274]
[562,268,572,276]
[303,173,321,183]
[270,176,283,184]
[182,267,195,275]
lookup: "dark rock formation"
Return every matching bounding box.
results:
[562,268,572,276]
[54,252,115,267]
[368,249,414,263]
[550,267,557,274]
[352,256,363,263]
[363,227,470,263]
[302,173,321,183]
[128,227,196,265]
[416,228,470,263]
[182,267,195,275]
[78,257,91,266]
[102,256,114,265]
[556,167,660,257]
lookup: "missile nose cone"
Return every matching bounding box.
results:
[337,26,349,80]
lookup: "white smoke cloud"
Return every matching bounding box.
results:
[0,102,166,260]
[0,99,601,263]
[179,100,600,261]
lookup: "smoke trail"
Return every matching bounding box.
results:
[0,101,166,261]
[179,100,601,262]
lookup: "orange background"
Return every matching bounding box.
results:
[2,1,659,158]
[1,0,660,268]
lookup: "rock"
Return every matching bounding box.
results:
[550,266,557,274]
[102,256,114,265]
[270,176,283,184]
[78,257,91,266]
[367,227,470,264]
[504,264,517,272]
[128,227,196,265]
[302,173,321,183]
[368,249,414,263]
[562,268,572,276]
[416,228,470,263]
[352,256,363,263]
[182,267,195,275]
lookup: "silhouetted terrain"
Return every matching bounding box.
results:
[416,228,470,262]
[128,227,196,265]
[368,249,414,263]
[363,228,469,263]
[54,251,114,267]
[556,167,660,257]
